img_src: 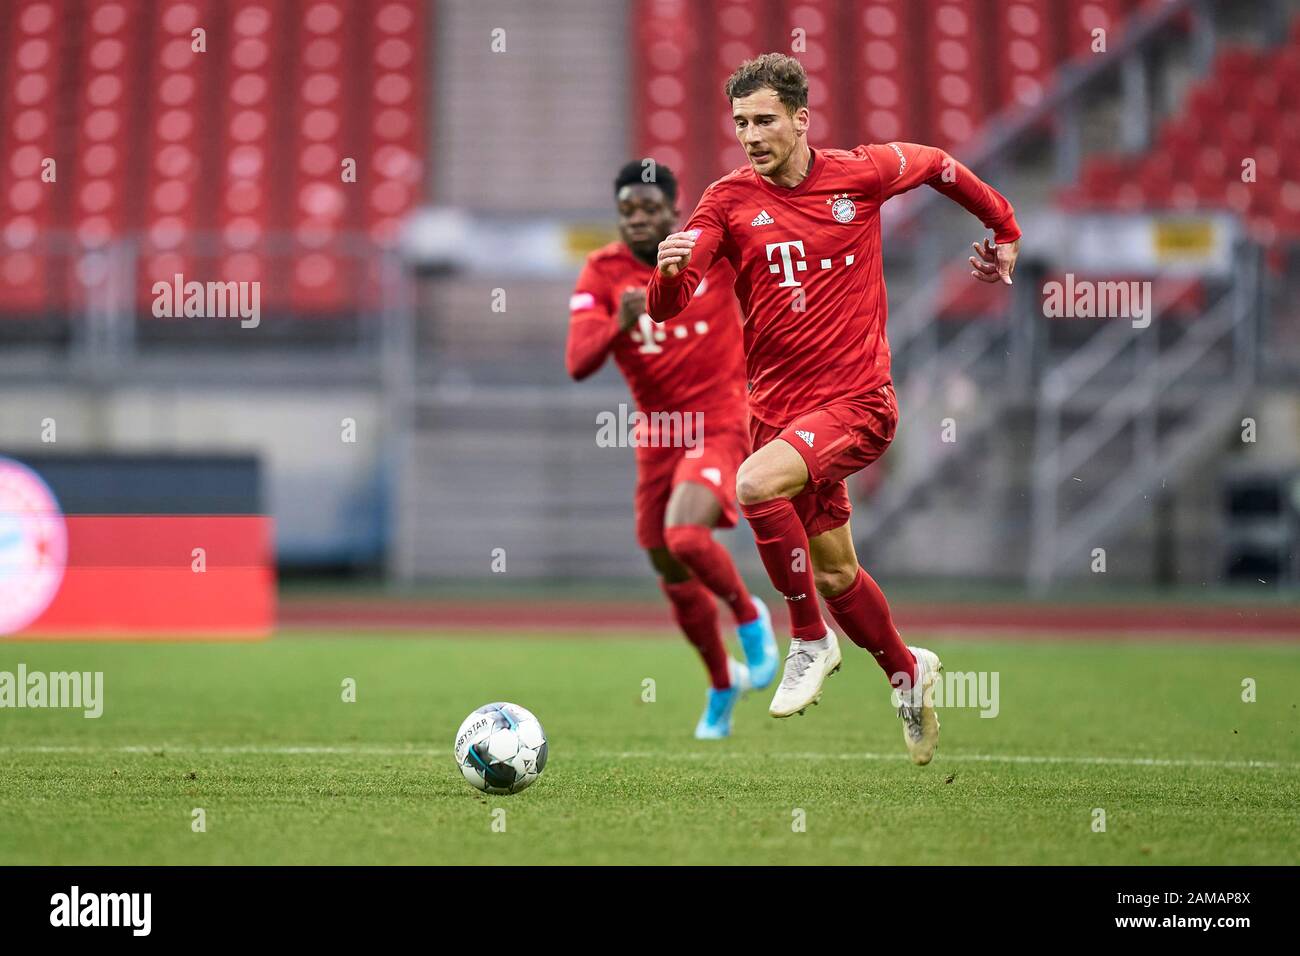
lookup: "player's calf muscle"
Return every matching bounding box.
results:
[647,547,691,582]
[813,564,857,597]
[810,524,860,597]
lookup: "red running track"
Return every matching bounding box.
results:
[278,598,1300,639]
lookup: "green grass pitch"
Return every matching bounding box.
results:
[1,633,1297,865]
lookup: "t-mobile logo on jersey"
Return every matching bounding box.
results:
[765,240,856,288]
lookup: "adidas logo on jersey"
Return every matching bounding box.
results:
[795,430,815,448]
[751,209,774,226]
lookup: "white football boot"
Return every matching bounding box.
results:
[895,646,942,765]
[768,627,842,717]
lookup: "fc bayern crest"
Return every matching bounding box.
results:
[0,457,67,635]
[828,193,857,223]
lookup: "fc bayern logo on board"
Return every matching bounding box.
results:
[828,193,857,223]
[0,457,67,635]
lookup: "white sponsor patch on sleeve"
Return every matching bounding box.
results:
[569,292,596,312]
[889,142,906,176]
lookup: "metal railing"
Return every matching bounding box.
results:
[856,316,1013,544]
[883,0,1209,381]
[0,233,410,386]
[1027,243,1263,590]
[857,0,1246,573]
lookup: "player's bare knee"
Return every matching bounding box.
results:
[814,563,857,597]
[736,466,777,505]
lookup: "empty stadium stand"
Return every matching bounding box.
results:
[631,0,1162,205]
[0,0,427,321]
[1067,30,1300,243]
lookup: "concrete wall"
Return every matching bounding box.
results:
[0,386,387,567]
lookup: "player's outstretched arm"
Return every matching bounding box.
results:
[865,142,1022,287]
[918,147,1021,287]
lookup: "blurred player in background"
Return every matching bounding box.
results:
[648,55,1022,764]
[566,161,778,739]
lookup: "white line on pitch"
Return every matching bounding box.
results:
[0,744,1292,770]
[597,751,1296,770]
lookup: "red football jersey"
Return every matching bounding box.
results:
[567,241,748,424]
[646,142,1021,425]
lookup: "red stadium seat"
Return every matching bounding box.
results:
[1275,46,1300,99]
[924,0,990,151]
[362,0,426,251]
[1185,81,1229,118]
[213,0,282,308]
[3,0,428,320]
[934,262,1011,320]
[1136,152,1175,207]
[1275,203,1300,240]
[70,0,144,254]
[855,1,922,145]
[629,0,1162,210]
[1079,154,1132,204]
[780,0,847,151]
[632,0,709,209]
[136,0,219,312]
[1155,123,1198,164]
[708,0,769,178]
[284,0,357,313]
[0,0,71,313]
[999,0,1058,112]
[1214,47,1260,87]
[1067,18,1300,246]
[1064,0,1130,60]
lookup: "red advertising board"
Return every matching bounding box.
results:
[1,458,274,638]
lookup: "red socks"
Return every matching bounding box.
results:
[825,567,916,689]
[663,524,757,624]
[660,524,760,689]
[739,498,825,640]
[661,579,731,689]
[742,497,916,688]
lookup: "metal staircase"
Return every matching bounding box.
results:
[854,251,1263,587]
[1027,247,1263,590]
[854,310,1013,544]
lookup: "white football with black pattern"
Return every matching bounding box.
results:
[454,702,548,795]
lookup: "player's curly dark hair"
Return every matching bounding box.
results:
[724,53,808,114]
[613,159,678,205]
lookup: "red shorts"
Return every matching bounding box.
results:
[634,420,751,550]
[748,383,898,537]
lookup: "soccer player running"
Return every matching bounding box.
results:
[647,55,1021,765]
[566,161,778,739]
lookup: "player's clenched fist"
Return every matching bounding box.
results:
[656,228,701,277]
[618,288,647,332]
